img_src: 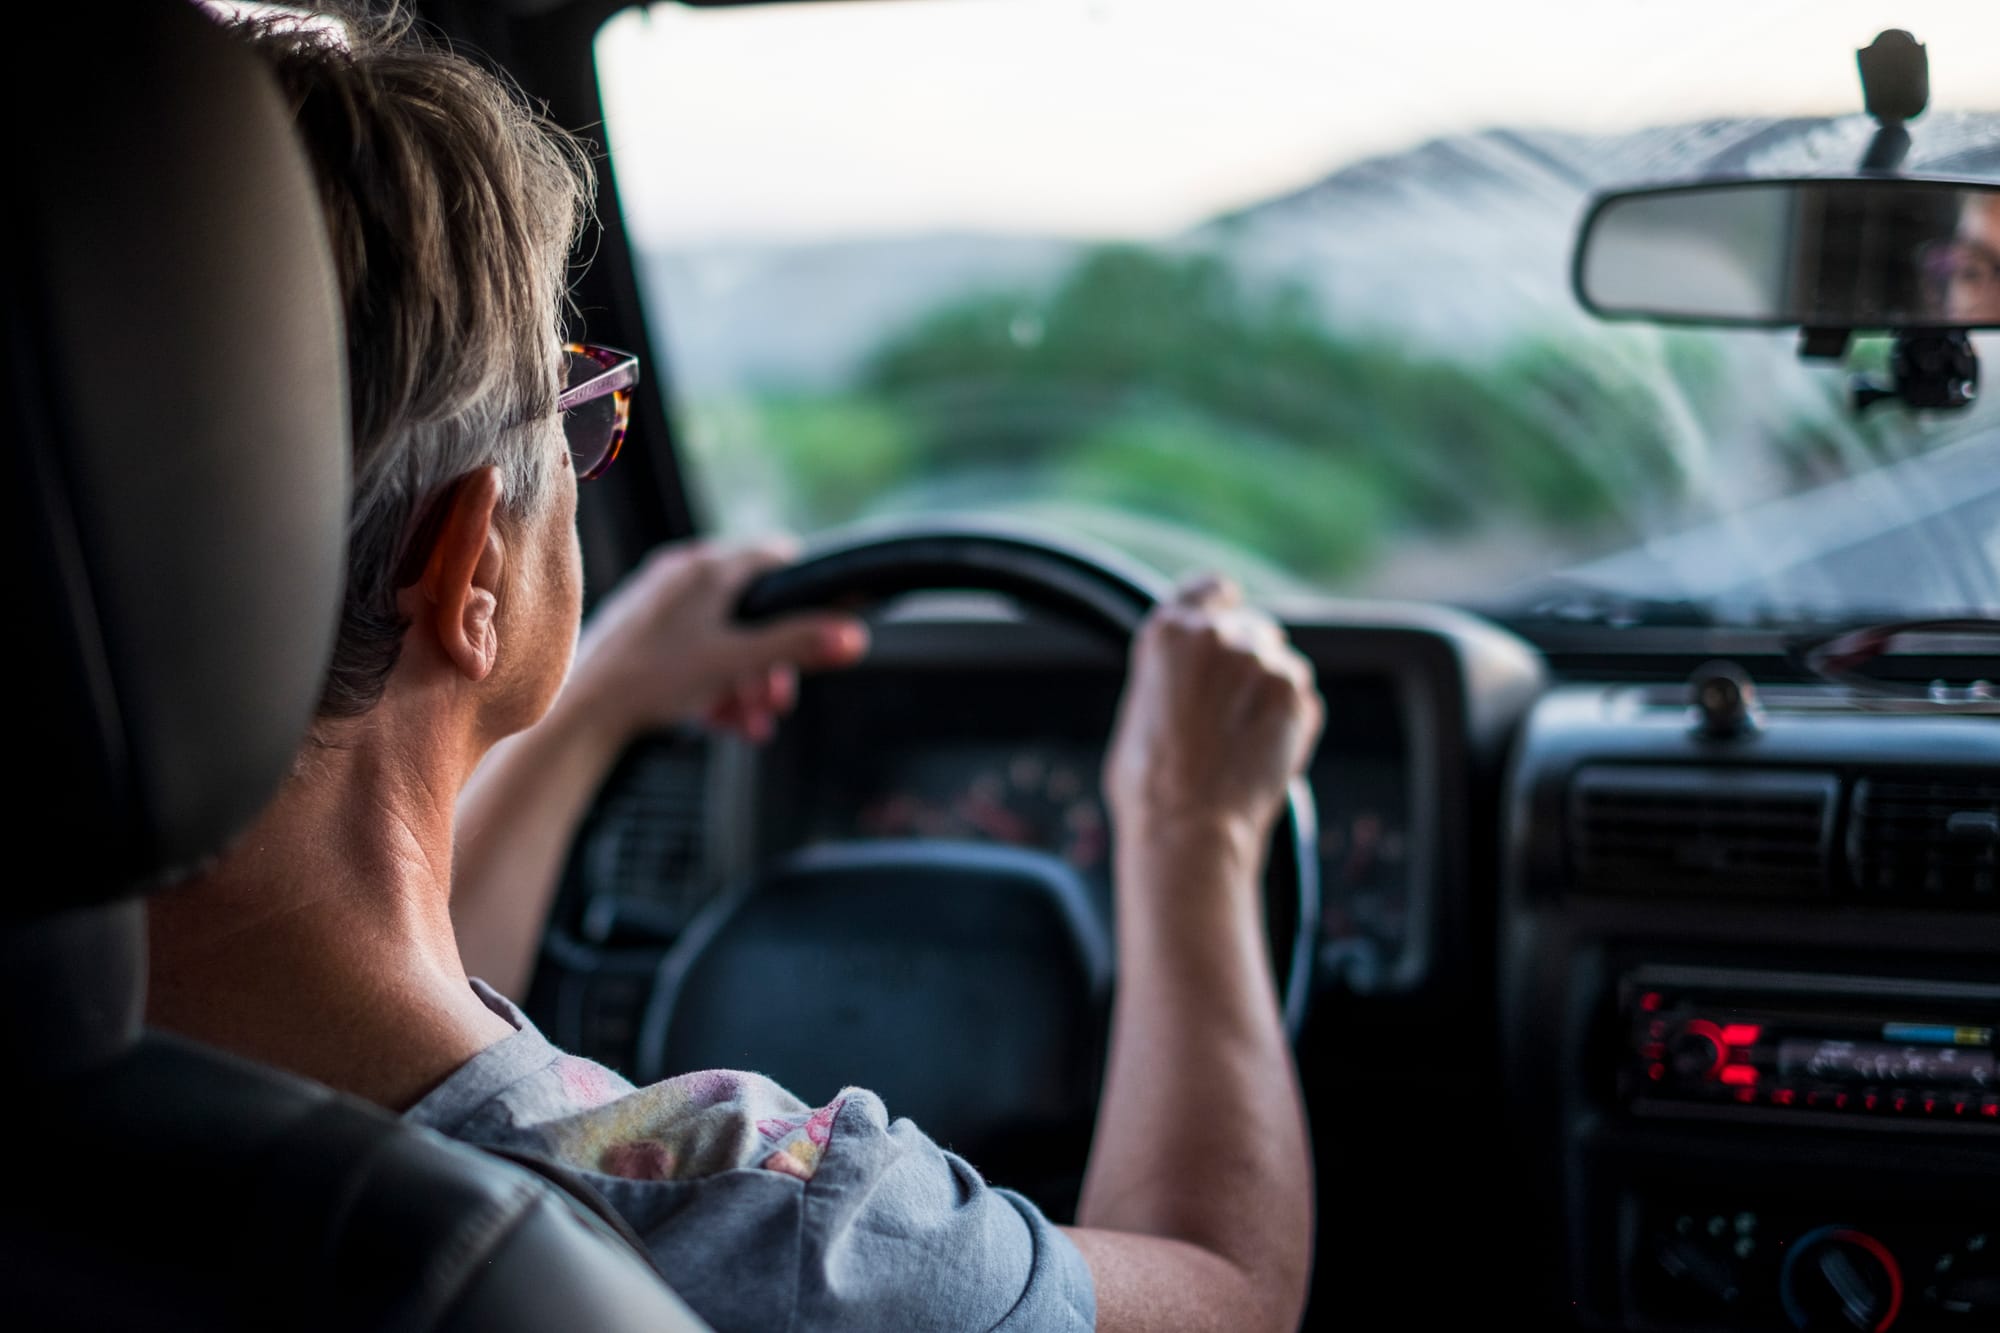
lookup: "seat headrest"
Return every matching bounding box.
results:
[3,1,350,915]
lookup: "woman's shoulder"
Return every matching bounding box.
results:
[447,1043,880,1187]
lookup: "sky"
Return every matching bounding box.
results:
[596,0,2000,245]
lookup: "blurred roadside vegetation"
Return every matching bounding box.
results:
[693,245,1872,590]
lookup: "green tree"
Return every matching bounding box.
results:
[716,244,1821,586]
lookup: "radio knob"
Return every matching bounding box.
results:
[1670,1029,1724,1081]
[1780,1226,1904,1332]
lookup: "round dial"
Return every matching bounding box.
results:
[1670,1020,1727,1081]
[1781,1226,1904,1332]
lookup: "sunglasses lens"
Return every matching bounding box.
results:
[561,349,627,480]
[563,387,618,477]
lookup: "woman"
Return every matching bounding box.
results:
[149,11,1320,1332]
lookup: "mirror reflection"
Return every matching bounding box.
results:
[1578,180,2000,328]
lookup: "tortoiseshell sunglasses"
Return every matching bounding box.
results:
[559,343,640,481]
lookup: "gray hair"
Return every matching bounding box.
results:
[226,7,594,717]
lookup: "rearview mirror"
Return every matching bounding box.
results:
[1575,179,2000,329]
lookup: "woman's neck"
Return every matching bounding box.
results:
[146,710,515,1110]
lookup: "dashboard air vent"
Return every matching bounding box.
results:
[1569,766,1837,898]
[574,736,716,939]
[1850,778,2000,905]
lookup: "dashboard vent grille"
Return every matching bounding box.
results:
[1850,778,2000,905]
[1570,766,1836,898]
[574,736,716,937]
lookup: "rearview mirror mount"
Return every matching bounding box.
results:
[1570,28,1992,414]
[1573,176,1995,414]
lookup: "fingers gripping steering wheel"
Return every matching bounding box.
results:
[734,523,1320,1035]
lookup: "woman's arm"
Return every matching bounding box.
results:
[452,540,866,997]
[1064,579,1322,1333]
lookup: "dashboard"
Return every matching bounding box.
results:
[535,590,1539,1116]
[528,588,1998,1331]
[771,664,1418,979]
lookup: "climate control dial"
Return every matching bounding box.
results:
[1780,1226,1904,1332]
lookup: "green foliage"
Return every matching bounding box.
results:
[752,396,917,528]
[725,244,1748,584]
[1055,411,1389,577]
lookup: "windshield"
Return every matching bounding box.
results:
[597,0,2000,627]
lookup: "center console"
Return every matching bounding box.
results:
[1499,685,2000,1331]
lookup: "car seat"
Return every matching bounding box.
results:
[0,4,705,1328]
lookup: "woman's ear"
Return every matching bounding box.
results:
[416,467,506,683]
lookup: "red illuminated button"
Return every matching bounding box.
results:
[1721,1065,1759,1087]
[1982,1098,1999,1119]
[1718,1023,1762,1047]
[1773,1088,1797,1107]
[1640,992,1663,1012]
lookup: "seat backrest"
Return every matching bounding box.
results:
[5,1030,700,1333]
[0,5,704,1328]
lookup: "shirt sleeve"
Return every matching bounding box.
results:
[565,1078,1096,1333]
[792,1091,1097,1333]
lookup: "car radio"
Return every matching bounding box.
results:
[1619,966,2000,1128]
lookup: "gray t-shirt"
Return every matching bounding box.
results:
[406,981,1096,1333]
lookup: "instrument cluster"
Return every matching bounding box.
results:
[782,667,1419,980]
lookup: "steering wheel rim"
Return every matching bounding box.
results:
[736,518,1320,1035]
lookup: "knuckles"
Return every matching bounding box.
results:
[1251,671,1297,709]
[1141,605,1298,668]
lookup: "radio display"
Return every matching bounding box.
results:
[1778,1038,1995,1089]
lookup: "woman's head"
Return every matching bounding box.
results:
[226,8,595,718]
[1945,192,2000,323]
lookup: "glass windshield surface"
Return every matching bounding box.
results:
[598,0,2000,627]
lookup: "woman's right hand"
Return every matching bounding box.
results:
[1102,576,1323,864]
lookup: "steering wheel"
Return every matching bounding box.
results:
[634,522,1317,1205]
[734,521,1319,1032]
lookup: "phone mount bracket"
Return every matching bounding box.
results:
[1810,327,1980,412]
[1852,332,1979,411]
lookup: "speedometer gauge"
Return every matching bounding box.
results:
[852,745,1110,878]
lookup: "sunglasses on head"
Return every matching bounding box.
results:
[559,343,640,481]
